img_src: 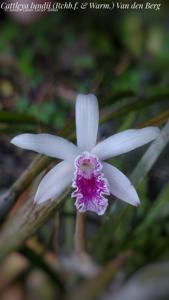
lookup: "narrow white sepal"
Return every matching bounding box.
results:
[11,133,80,162]
[92,127,160,160]
[102,162,140,206]
[76,94,99,151]
[34,161,74,204]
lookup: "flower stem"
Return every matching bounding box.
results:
[74,211,86,254]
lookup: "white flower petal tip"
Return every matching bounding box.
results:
[92,126,160,160]
[130,194,140,207]
[76,93,99,151]
[121,185,140,207]
[11,135,27,147]
[34,161,74,204]
[151,126,160,137]
[102,162,140,207]
[11,133,80,162]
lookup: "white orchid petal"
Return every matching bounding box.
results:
[11,133,80,162]
[76,94,99,151]
[92,127,160,160]
[35,161,74,204]
[102,162,140,206]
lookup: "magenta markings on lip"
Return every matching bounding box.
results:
[72,152,110,215]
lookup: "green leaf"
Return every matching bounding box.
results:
[130,120,169,186]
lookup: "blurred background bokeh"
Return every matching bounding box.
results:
[0,1,169,299]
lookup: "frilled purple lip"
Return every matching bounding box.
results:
[72,152,110,215]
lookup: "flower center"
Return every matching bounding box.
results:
[78,158,95,179]
[72,152,110,215]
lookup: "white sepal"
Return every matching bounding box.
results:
[76,94,99,151]
[34,161,74,204]
[92,127,160,160]
[102,162,140,206]
[11,133,80,162]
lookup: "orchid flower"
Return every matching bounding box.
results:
[11,94,160,215]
